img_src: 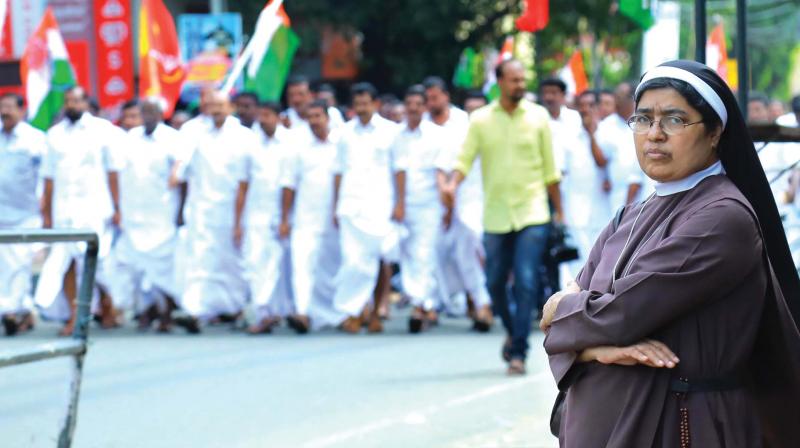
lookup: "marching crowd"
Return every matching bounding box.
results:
[2,60,800,372]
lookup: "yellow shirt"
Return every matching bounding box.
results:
[455,100,559,233]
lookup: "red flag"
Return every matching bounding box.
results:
[516,0,549,32]
[139,0,185,117]
[706,23,729,85]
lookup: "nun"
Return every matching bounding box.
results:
[540,60,800,447]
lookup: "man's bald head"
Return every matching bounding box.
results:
[207,91,231,128]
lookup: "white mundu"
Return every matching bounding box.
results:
[280,128,342,327]
[244,124,293,321]
[396,120,446,311]
[555,119,612,280]
[332,114,404,319]
[34,113,125,321]
[178,116,253,320]
[0,121,45,315]
[112,123,182,313]
[431,106,491,311]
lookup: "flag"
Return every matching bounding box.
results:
[453,47,482,89]
[483,36,514,101]
[516,0,549,33]
[222,0,300,101]
[139,0,185,117]
[0,0,9,52]
[706,23,729,85]
[620,0,654,29]
[558,50,589,95]
[20,7,76,130]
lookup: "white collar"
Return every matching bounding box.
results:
[655,160,725,196]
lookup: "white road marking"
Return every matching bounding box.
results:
[303,371,550,448]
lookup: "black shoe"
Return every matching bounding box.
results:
[174,316,201,334]
[286,315,310,334]
[501,338,512,362]
[2,315,18,336]
[408,316,423,334]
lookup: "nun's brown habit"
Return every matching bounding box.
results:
[544,60,800,447]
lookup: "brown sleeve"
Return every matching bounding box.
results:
[545,199,763,354]
[575,219,616,290]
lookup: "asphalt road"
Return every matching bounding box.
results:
[1,309,558,448]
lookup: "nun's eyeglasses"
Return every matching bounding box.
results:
[627,115,703,135]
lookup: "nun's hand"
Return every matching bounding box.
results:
[540,281,581,332]
[578,340,679,368]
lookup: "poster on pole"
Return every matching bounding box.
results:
[178,13,242,106]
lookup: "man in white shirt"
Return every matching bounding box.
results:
[560,90,612,280]
[284,75,345,130]
[278,100,342,333]
[596,81,653,209]
[175,91,253,333]
[0,94,46,335]
[35,86,124,335]
[427,83,493,331]
[243,101,293,335]
[539,78,583,172]
[113,99,182,332]
[394,85,447,333]
[332,82,406,333]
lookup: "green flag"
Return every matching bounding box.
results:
[243,24,300,101]
[620,0,654,29]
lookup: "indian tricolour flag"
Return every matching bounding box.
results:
[20,7,76,130]
[222,0,299,101]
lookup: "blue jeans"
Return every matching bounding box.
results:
[483,223,549,361]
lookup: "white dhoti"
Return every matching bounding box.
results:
[400,206,443,310]
[332,217,385,319]
[34,220,115,322]
[111,233,179,314]
[291,228,341,328]
[180,223,248,320]
[439,216,491,310]
[0,218,39,315]
[243,225,292,321]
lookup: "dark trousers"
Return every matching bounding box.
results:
[483,223,549,361]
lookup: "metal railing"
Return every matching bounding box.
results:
[0,229,98,448]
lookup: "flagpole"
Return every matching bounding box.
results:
[694,0,706,62]
[735,0,747,119]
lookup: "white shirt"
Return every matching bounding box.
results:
[335,114,404,232]
[548,106,583,172]
[119,123,181,251]
[280,129,340,231]
[0,121,46,227]
[246,125,291,227]
[179,116,254,228]
[395,120,445,208]
[777,113,798,127]
[597,113,654,207]
[558,123,612,228]
[429,106,484,230]
[42,113,125,227]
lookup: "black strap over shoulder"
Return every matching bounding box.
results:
[612,205,626,232]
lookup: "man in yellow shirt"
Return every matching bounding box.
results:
[443,59,563,375]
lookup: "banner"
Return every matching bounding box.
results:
[93,0,134,108]
[178,13,242,104]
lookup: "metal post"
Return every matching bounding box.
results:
[736,0,748,119]
[695,0,706,62]
[58,239,98,447]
